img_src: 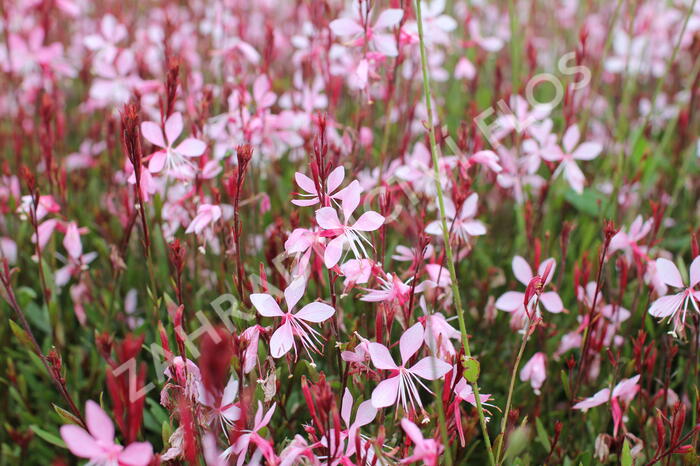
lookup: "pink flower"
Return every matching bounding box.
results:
[222,401,277,466]
[421,312,460,358]
[425,193,486,242]
[542,125,602,194]
[316,181,384,268]
[60,400,153,466]
[360,273,414,305]
[185,204,222,235]
[452,376,495,446]
[198,375,241,432]
[608,215,653,259]
[284,227,325,275]
[292,166,345,206]
[141,112,206,175]
[56,222,98,287]
[251,276,335,359]
[400,418,443,465]
[0,237,17,264]
[369,323,451,410]
[648,256,700,335]
[340,258,374,286]
[330,7,404,57]
[573,375,640,436]
[495,256,563,328]
[520,352,547,395]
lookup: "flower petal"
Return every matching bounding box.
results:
[119,442,154,466]
[164,112,183,145]
[371,375,400,408]
[295,302,335,322]
[141,121,165,148]
[316,207,343,230]
[352,211,384,231]
[512,256,533,285]
[86,400,115,444]
[250,293,285,317]
[400,322,425,364]
[368,342,398,370]
[60,425,102,459]
[656,258,684,288]
[408,356,452,380]
[175,138,206,157]
[270,322,294,358]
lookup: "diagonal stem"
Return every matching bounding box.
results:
[414,1,496,464]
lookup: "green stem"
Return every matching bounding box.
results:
[415,2,496,465]
[494,311,535,464]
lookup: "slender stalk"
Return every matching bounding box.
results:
[0,267,86,428]
[494,310,536,464]
[414,2,496,465]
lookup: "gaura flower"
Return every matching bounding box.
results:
[251,276,335,359]
[648,256,700,336]
[316,181,384,268]
[369,323,451,410]
[60,400,153,466]
[141,112,206,176]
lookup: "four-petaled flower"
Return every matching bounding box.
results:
[648,256,700,335]
[316,181,385,268]
[369,323,451,410]
[251,276,335,359]
[141,112,207,176]
[60,400,153,466]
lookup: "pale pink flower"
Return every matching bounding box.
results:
[520,352,547,395]
[241,325,266,374]
[251,276,335,359]
[0,237,17,264]
[186,204,222,235]
[360,273,417,306]
[573,375,640,436]
[421,312,460,358]
[648,256,700,335]
[292,166,345,206]
[340,258,374,286]
[198,375,241,432]
[330,6,404,57]
[163,356,202,399]
[369,323,452,410]
[454,57,476,80]
[284,227,325,275]
[56,222,98,287]
[495,256,563,328]
[425,193,486,242]
[60,400,153,466]
[400,418,443,465]
[609,215,653,259]
[452,376,495,446]
[141,112,206,175]
[222,401,277,466]
[542,125,602,194]
[315,388,378,464]
[316,181,384,268]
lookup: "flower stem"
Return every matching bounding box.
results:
[414,2,496,464]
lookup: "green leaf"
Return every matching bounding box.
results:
[621,439,633,466]
[462,357,480,383]
[30,425,66,449]
[561,370,572,400]
[53,404,81,426]
[535,417,551,451]
[564,188,606,217]
[8,320,33,349]
[503,425,530,462]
